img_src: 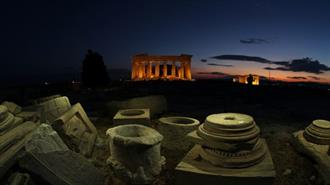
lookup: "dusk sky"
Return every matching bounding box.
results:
[1,0,330,85]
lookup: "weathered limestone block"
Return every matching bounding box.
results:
[175,143,275,185]
[106,95,167,118]
[37,96,71,123]
[113,108,150,125]
[106,124,165,184]
[1,101,22,115]
[0,105,24,136]
[291,119,330,185]
[19,150,105,185]
[0,121,37,178]
[33,94,62,104]
[25,123,69,153]
[157,116,200,151]
[7,172,30,185]
[53,103,97,157]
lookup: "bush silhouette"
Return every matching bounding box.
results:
[81,49,110,87]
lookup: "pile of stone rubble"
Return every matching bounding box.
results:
[1,93,329,185]
[0,95,106,185]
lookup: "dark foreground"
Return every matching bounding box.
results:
[1,80,330,185]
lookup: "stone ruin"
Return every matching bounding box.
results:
[106,124,165,184]
[0,105,38,178]
[36,96,71,124]
[0,95,106,185]
[1,101,39,122]
[19,124,105,185]
[175,113,275,185]
[157,116,200,151]
[113,108,150,125]
[291,119,330,185]
[52,103,99,157]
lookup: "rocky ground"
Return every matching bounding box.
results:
[1,80,329,185]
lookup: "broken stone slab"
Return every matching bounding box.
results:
[7,172,30,185]
[1,101,22,115]
[175,142,275,185]
[0,121,37,178]
[25,123,69,153]
[37,96,71,123]
[157,116,200,151]
[0,105,24,136]
[113,108,150,125]
[106,95,167,118]
[291,130,330,185]
[53,103,97,157]
[106,124,165,184]
[16,111,39,122]
[19,150,106,185]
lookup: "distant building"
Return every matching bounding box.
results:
[233,75,259,85]
[131,54,192,81]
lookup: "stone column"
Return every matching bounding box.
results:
[179,62,185,80]
[155,63,160,78]
[184,61,192,80]
[163,62,167,77]
[131,60,136,80]
[142,62,146,79]
[138,62,144,79]
[147,61,152,79]
[171,62,176,78]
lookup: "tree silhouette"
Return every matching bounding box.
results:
[81,49,110,87]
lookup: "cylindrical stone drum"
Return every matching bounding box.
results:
[157,116,200,151]
[106,124,165,184]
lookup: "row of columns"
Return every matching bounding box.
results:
[131,60,192,81]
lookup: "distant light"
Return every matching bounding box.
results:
[44,82,49,86]
[72,80,80,84]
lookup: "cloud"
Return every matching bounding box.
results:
[308,76,321,80]
[265,58,330,74]
[240,38,269,44]
[287,76,307,80]
[197,71,231,76]
[207,63,233,67]
[210,54,330,74]
[211,55,271,64]
[200,59,207,63]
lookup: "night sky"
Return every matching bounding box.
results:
[1,0,330,85]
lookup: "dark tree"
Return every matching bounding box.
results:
[81,49,110,87]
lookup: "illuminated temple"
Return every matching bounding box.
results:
[131,54,192,81]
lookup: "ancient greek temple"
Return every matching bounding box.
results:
[131,54,192,81]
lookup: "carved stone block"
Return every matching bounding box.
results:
[175,142,275,185]
[37,96,71,123]
[25,123,69,153]
[113,109,150,125]
[19,150,105,185]
[53,103,97,157]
